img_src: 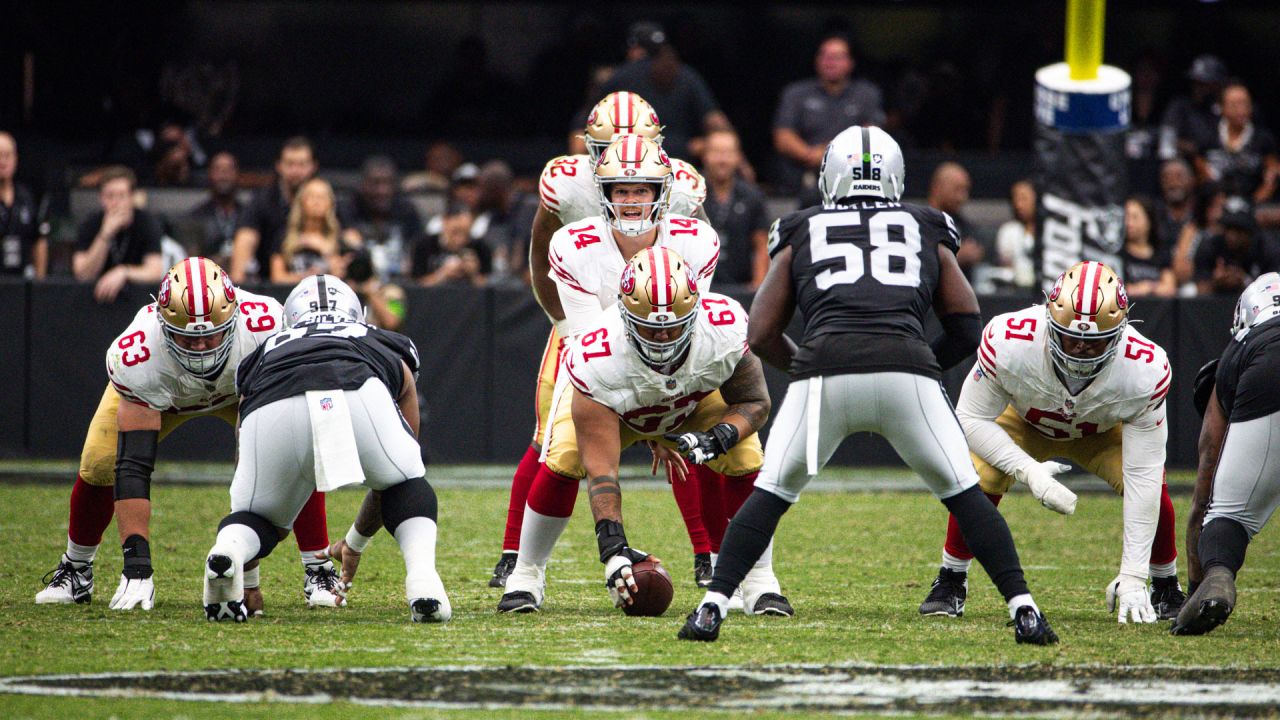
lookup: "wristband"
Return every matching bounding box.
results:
[345,525,374,554]
[242,565,261,589]
[595,519,627,563]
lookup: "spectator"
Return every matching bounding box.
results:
[600,21,732,159]
[1193,82,1279,203]
[1159,54,1227,161]
[339,155,422,280]
[230,136,317,284]
[149,122,193,186]
[448,163,481,214]
[927,162,984,275]
[1120,196,1177,297]
[72,166,165,303]
[1154,158,1196,251]
[413,207,490,287]
[701,129,769,287]
[1194,197,1280,295]
[773,34,886,192]
[993,179,1037,290]
[0,132,48,279]
[471,160,537,285]
[402,141,463,194]
[1172,181,1226,289]
[271,178,344,285]
[184,151,242,267]
[1124,54,1168,162]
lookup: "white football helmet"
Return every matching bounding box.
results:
[157,257,239,377]
[284,274,365,327]
[818,125,905,207]
[1231,271,1280,340]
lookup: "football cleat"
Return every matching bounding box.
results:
[303,562,346,608]
[497,591,541,614]
[36,556,94,605]
[1151,576,1188,621]
[919,568,967,617]
[677,603,724,642]
[1011,605,1059,645]
[203,553,246,622]
[694,553,712,588]
[751,593,795,617]
[1171,566,1236,636]
[489,552,517,588]
[411,596,452,623]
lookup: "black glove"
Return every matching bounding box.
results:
[665,423,739,464]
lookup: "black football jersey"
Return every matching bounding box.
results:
[768,200,961,379]
[236,321,420,419]
[1215,315,1280,423]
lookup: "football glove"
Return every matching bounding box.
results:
[1107,573,1157,624]
[665,423,739,465]
[604,546,652,608]
[1014,461,1077,515]
[110,573,155,611]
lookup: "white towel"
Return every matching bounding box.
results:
[805,376,823,476]
[306,390,366,492]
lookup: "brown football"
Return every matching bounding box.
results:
[622,560,674,617]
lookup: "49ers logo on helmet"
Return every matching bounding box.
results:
[1115,282,1129,310]
[620,264,636,295]
[657,148,671,167]
[157,276,172,307]
[1048,275,1064,302]
[222,273,237,303]
[586,108,599,127]
[686,267,698,295]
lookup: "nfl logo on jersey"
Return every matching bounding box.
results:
[973,365,985,381]
[320,397,333,411]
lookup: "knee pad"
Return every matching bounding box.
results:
[219,511,281,561]
[381,477,437,536]
[113,430,158,500]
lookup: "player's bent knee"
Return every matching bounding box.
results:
[381,477,438,535]
[219,511,281,560]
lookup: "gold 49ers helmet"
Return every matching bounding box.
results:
[583,91,663,162]
[618,246,699,368]
[1045,260,1129,380]
[595,135,673,237]
[156,257,239,376]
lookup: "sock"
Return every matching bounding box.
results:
[1007,592,1040,620]
[942,492,1002,561]
[292,491,329,555]
[708,489,791,598]
[213,523,263,567]
[943,486,1028,602]
[1150,483,1178,566]
[518,462,579,570]
[301,550,329,569]
[1199,517,1250,576]
[671,463,711,554]
[699,590,731,618]
[941,550,972,574]
[517,508,571,569]
[695,466,727,552]
[393,516,442,599]
[68,475,114,550]
[121,534,153,580]
[243,565,260,589]
[502,445,543,552]
[66,540,99,565]
[1149,560,1177,579]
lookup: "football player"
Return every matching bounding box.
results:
[35,258,339,612]
[918,260,1185,624]
[498,247,784,615]
[1173,274,1280,635]
[204,275,449,623]
[680,126,1057,644]
[489,91,713,589]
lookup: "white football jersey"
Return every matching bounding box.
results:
[563,293,748,436]
[104,290,284,414]
[548,213,720,337]
[970,304,1171,438]
[538,153,706,224]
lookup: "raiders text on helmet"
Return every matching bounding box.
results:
[594,135,673,237]
[583,92,663,162]
[818,125,905,207]
[284,274,365,327]
[618,246,699,368]
[1231,271,1280,340]
[1046,260,1129,380]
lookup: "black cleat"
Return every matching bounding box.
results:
[1011,605,1059,645]
[497,590,540,613]
[751,592,795,617]
[1151,576,1188,621]
[694,553,713,588]
[489,552,517,588]
[678,603,723,642]
[1171,566,1236,636]
[919,568,967,617]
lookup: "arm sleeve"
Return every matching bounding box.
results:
[955,367,1035,475]
[1119,407,1168,579]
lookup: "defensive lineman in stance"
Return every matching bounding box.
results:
[1173,274,1280,634]
[679,126,1057,644]
[204,275,449,623]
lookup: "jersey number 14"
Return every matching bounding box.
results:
[808,210,922,289]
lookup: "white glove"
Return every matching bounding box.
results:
[1014,461,1077,515]
[1106,574,1156,624]
[110,574,155,611]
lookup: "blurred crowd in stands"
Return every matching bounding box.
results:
[3,19,1278,308]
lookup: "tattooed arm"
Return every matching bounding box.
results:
[717,349,772,439]
[571,389,624,525]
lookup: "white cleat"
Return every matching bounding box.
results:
[36,556,94,605]
[110,574,155,611]
[203,553,246,622]
[408,570,452,623]
[303,562,347,608]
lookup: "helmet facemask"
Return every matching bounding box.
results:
[157,258,239,378]
[618,247,699,371]
[597,176,673,236]
[162,317,236,378]
[1046,319,1125,380]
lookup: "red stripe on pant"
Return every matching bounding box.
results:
[292,491,330,553]
[502,445,543,551]
[68,475,115,547]
[527,463,579,518]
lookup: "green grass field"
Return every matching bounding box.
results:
[2,468,1278,718]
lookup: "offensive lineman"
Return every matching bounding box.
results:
[204,275,449,623]
[488,91,714,589]
[679,126,1057,644]
[918,260,1186,624]
[1173,274,1280,634]
[35,258,339,612]
[499,247,779,614]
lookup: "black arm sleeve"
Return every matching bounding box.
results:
[930,312,982,371]
[114,430,159,500]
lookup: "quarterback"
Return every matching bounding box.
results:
[498,247,786,614]
[919,260,1185,624]
[35,258,339,612]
